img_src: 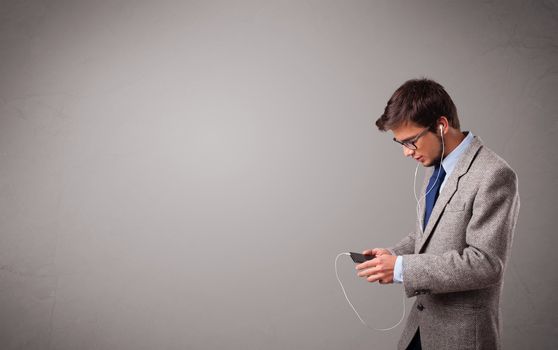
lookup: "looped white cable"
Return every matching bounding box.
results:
[336,126,446,331]
[335,253,406,331]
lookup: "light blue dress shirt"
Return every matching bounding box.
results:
[393,132,474,283]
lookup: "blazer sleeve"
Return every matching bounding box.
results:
[388,231,417,256]
[401,165,520,296]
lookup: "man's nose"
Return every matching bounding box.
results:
[403,146,415,157]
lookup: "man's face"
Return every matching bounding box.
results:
[391,122,442,167]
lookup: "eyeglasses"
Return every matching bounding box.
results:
[392,127,430,150]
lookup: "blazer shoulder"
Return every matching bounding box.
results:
[471,144,519,186]
[475,145,517,176]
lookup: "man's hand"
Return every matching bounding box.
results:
[362,248,391,257]
[356,248,397,284]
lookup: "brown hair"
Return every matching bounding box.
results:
[376,78,460,132]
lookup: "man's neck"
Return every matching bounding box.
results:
[443,130,466,157]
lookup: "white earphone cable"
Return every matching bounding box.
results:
[335,125,446,331]
[335,253,406,331]
[415,125,446,233]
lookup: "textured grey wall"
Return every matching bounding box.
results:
[1,1,556,349]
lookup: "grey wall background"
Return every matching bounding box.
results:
[1,0,557,349]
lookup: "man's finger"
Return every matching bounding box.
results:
[357,266,381,278]
[374,248,390,256]
[367,274,381,283]
[355,259,374,270]
[355,262,370,270]
[356,257,381,270]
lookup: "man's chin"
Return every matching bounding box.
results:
[424,157,442,167]
[414,156,438,167]
[421,159,437,167]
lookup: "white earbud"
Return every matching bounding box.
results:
[439,124,443,135]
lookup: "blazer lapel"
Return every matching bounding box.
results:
[417,136,484,253]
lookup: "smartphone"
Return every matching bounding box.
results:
[349,252,375,263]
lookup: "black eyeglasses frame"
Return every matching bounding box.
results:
[392,127,432,150]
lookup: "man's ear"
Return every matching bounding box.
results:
[437,116,449,134]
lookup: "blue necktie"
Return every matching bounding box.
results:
[424,164,446,230]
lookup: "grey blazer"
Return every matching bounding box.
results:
[390,135,520,350]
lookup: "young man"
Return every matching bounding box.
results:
[355,79,520,350]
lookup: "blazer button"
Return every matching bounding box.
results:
[417,303,424,311]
